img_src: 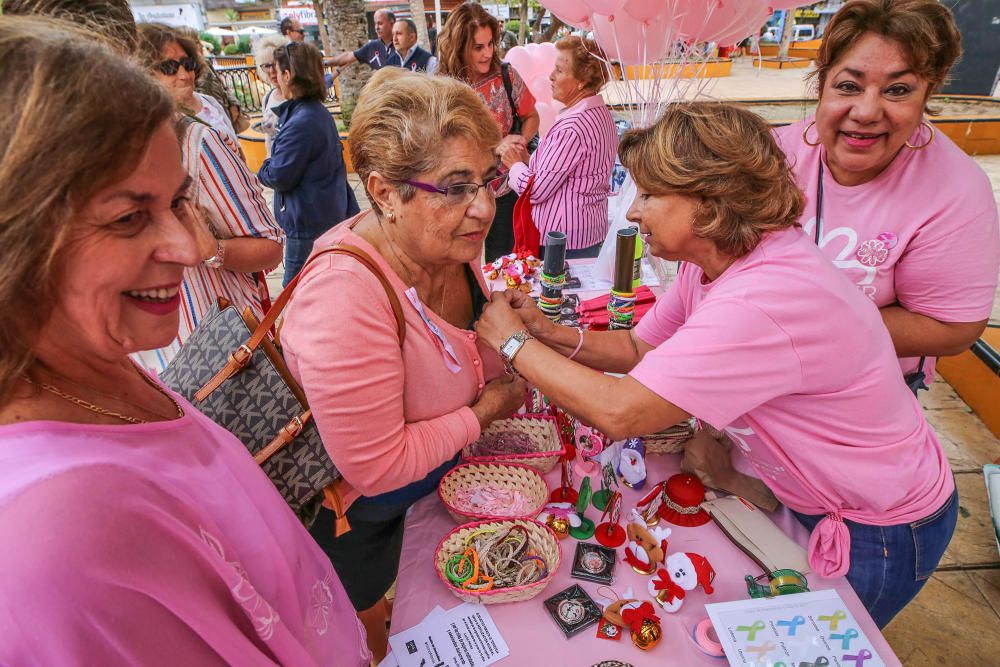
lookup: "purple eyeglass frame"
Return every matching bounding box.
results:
[399,173,507,201]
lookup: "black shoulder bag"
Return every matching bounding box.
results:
[500,62,539,152]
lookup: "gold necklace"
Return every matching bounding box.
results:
[23,365,184,425]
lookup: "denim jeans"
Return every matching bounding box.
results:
[793,488,958,629]
[282,236,316,287]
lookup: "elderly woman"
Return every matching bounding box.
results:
[437,1,540,261]
[253,33,290,157]
[136,23,239,145]
[135,23,283,372]
[259,41,359,286]
[477,102,956,629]
[775,0,1000,389]
[280,68,526,659]
[499,36,617,259]
[0,18,367,665]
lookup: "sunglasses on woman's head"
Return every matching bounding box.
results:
[155,56,199,76]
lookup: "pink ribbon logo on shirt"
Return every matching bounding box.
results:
[855,239,889,267]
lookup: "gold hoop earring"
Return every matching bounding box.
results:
[384,211,395,221]
[802,121,821,147]
[905,120,935,151]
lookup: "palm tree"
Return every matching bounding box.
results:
[408,0,431,51]
[322,0,370,126]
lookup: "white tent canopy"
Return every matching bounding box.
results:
[205,27,238,37]
[235,26,277,36]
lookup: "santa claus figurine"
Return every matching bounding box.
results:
[647,551,715,613]
[623,509,671,575]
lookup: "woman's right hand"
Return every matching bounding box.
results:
[470,374,527,429]
[503,289,555,339]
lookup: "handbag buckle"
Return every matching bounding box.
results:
[230,344,253,367]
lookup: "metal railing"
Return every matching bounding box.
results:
[214,64,340,115]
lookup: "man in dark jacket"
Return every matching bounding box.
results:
[387,19,437,73]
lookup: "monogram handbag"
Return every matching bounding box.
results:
[161,244,405,524]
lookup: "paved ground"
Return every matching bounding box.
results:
[263,62,1000,664]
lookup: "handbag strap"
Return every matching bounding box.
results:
[500,62,522,135]
[194,242,406,402]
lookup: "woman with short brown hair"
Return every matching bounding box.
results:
[436,1,539,260]
[775,0,999,390]
[478,101,957,628]
[499,36,617,258]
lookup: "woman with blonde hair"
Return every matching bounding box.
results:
[253,32,291,156]
[478,101,956,628]
[499,35,617,258]
[775,0,999,390]
[280,67,525,659]
[0,17,366,665]
[437,1,539,260]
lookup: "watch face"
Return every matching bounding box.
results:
[500,337,521,358]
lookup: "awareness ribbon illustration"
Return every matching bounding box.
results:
[799,658,830,667]
[830,628,859,650]
[776,615,806,636]
[843,649,873,667]
[817,610,847,631]
[735,620,765,641]
[745,641,776,660]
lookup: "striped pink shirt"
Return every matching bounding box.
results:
[509,95,617,249]
[135,122,283,373]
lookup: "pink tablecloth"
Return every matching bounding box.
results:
[389,453,901,666]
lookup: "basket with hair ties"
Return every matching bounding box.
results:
[462,413,565,474]
[434,518,562,604]
[438,462,549,524]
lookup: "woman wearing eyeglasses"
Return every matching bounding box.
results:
[258,41,359,285]
[279,68,526,660]
[134,24,284,372]
[252,34,291,157]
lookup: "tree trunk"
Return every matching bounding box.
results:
[312,0,333,55]
[409,0,431,51]
[323,0,371,127]
[518,0,529,46]
[531,8,545,43]
[542,17,564,43]
[777,9,796,60]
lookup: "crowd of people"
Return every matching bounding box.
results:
[0,0,997,665]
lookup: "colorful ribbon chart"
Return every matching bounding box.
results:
[817,609,847,631]
[830,628,859,650]
[735,620,765,641]
[843,649,873,666]
[745,641,776,660]
[799,658,830,667]
[776,615,805,636]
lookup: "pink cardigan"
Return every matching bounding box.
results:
[281,212,504,521]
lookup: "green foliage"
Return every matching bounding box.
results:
[222,43,241,56]
[505,19,521,35]
[199,32,222,55]
[236,37,252,55]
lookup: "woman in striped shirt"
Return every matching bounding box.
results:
[499,36,617,258]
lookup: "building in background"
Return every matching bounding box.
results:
[130,1,206,30]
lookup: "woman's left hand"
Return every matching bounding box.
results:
[499,142,530,169]
[476,293,531,351]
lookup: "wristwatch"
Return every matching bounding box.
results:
[499,329,534,375]
[204,239,226,270]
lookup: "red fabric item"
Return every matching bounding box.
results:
[577,286,657,329]
[512,175,540,257]
[658,473,711,527]
[620,601,659,635]
[651,570,686,604]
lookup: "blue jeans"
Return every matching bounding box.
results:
[793,488,958,629]
[282,236,316,287]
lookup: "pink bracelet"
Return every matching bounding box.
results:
[567,328,585,361]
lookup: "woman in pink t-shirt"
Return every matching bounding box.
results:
[437,2,539,261]
[477,102,957,628]
[774,0,1000,388]
[0,21,367,665]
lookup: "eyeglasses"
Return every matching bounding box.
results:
[261,62,276,72]
[401,174,508,206]
[289,28,305,35]
[154,56,200,76]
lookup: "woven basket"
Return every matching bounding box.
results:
[438,462,549,524]
[434,518,562,604]
[643,418,696,455]
[462,414,564,473]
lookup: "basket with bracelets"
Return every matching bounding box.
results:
[438,462,549,524]
[642,418,697,455]
[434,518,561,604]
[462,413,564,474]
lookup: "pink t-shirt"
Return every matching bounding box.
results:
[774,119,1000,377]
[0,387,368,666]
[629,227,954,578]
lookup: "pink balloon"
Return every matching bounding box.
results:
[623,0,665,24]
[530,75,553,106]
[536,102,558,138]
[585,0,627,14]
[671,0,713,40]
[503,46,536,80]
[541,0,593,27]
[591,12,672,65]
[713,4,770,46]
[769,0,810,9]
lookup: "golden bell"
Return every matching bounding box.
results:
[631,618,662,651]
[545,515,570,539]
